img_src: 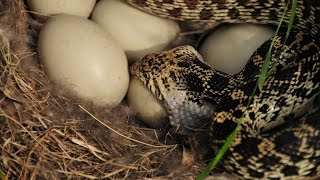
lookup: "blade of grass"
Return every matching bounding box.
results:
[196,121,239,180]
[197,84,257,180]
[0,170,5,180]
[285,0,297,41]
[259,0,297,89]
[197,0,297,179]
[257,0,294,90]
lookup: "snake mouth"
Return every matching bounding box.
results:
[129,53,153,88]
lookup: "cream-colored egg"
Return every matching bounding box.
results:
[38,14,129,107]
[91,0,180,64]
[27,0,96,18]
[128,78,168,128]
[199,24,275,74]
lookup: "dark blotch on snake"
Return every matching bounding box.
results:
[282,166,299,176]
[193,59,212,70]
[211,119,238,142]
[177,61,190,68]
[233,110,243,119]
[184,0,197,9]
[228,8,240,19]
[185,72,204,92]
[200,8,213,20]
[168,7,182,17]
[208,73,230,91]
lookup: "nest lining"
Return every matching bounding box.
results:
[0,1,211,179]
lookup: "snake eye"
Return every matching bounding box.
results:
[140,53,156,72]
[130,53,156,75]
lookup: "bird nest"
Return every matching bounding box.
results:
[0,1,214,179]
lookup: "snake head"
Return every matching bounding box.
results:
[130,45,216,129]
[130,45,206,94]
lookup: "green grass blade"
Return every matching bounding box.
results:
[257,51,271,90]
[197,83,258,180]
[0,170,6,180]
[258,0,296,90]
[257,0,292,90]
[197,123,239,180]
[285,0,297,41]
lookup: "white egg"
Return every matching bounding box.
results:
[199,24,275,74]
[27,0,96,18]
[128,78,168,128]
[91,0,180,64]
[38,14,129,107]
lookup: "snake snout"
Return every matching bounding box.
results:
[130,52,161,94]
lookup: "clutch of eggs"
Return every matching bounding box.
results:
[32,0,274,127]
[34,0,180,108]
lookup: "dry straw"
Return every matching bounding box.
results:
[0,1,209,179]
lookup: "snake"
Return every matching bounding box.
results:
[127,0,320,179]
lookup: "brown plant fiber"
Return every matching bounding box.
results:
[0,1,208,179]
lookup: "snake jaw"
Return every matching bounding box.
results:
[164,91,216,129]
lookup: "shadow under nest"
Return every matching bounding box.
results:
[0,1,214,179]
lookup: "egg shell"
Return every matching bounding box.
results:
[27,0,96,18]
[199,24,275,74]
[38,14,129,107]
[128,77,168,128]
[91,0,180,64]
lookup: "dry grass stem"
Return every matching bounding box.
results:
[0,0,206,179]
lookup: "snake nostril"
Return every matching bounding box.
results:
[129,63,139,75]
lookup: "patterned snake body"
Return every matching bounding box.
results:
[128,0,320,179]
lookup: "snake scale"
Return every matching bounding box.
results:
[128,0,320,179]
